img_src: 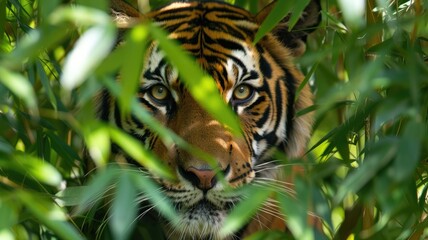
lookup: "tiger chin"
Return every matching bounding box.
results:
[99,0,321,239]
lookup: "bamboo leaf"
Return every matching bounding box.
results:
[75,166,119,213]
[278,179,312,240]
[334,139,398,203]
[110,173,138,240]
[7,154,63,187]
[0,66,38,115]
[393,120,425,182]
[36,60,58,110]
[132,172,178,224]
[254,0,295,43]
[56,186,88,207]
[17,191,84,240]
[287,0,310,31]
[61,24,116,90]
[84,124,110,167]
[118,24,149,115]
[0,197,18,229]
[108,126,175,181]
[4,24,69,68]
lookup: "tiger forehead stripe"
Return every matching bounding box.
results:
[151,2,253,19]
[150,2,259,41]
[147,1,262,94]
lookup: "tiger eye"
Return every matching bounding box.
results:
[150,85,169,101]
[233,85,252,101]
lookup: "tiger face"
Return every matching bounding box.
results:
[102,1,320,239]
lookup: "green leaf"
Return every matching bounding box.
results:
[17,191,84,240]
[0,229,14,240]
[46,131,81,162]
[75,166,119,213]
[373,97,408,132]
[337,0,366,29]
[95,43,128,76]
[393,120,425,182]
[246,230,292,240]
[287,0,310,31]
[334,139,398,203]
[36,60,58,110]
[61,24,116,90]
[39,0,61,20]
[0,137,14,154]
[220,185,271,236]
[3,24,69,68]
[56,186,88,207]
[0,0,6,45]
[118,24,149,115]
[148,23,242,136]
[132,172,178,224]
[278,179,312,240]
[0,66,38,115]
[49,5,111,26]
[108,126,175,181]
[11,154,63,187]
[110,173,138,240]
[75,0,109,11]
[253,0,295,44]
[0,197,18,229]
[296,63,318,99]
[84,124,110,167]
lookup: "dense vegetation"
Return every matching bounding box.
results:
[1,0,427,239]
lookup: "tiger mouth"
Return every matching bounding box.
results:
[187,199,221,214]
[175,198,235,213]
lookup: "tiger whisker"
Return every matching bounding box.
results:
[134,203,157,222]
[250,209,272,230]
[254,160,312,167]
[257,207,286,221]
[253,160,296,168]
[254,177,295,186]
[252,181,296,197]
[253,164,302,172]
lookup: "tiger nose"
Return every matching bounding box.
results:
[179,166,217,190]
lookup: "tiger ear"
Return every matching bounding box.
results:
[255,0,321,56]
[111,0,141,17]
[110,0,143,28]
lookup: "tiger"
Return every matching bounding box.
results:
[97,0,321,239]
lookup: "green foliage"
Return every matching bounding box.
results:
[1,0,427,240]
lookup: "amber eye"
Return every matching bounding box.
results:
[233,84,253,101]
[150,85,169,101]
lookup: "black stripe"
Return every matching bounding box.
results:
[130,128,152,144]
[259,54,272,79]
[155,13,193,22]
[99,89,110,121]
[229,170,252,183]
[208,23,247,40]
[137,98,158,113]
[114,102,122,128]
[283,72,296,143]
[274,79,284,136]
[261,44,297,148]
[215,38,245,52]
[175,35,199,45]
[153,7,196,17]
[216,13,250,21]
[203,43,246,68]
